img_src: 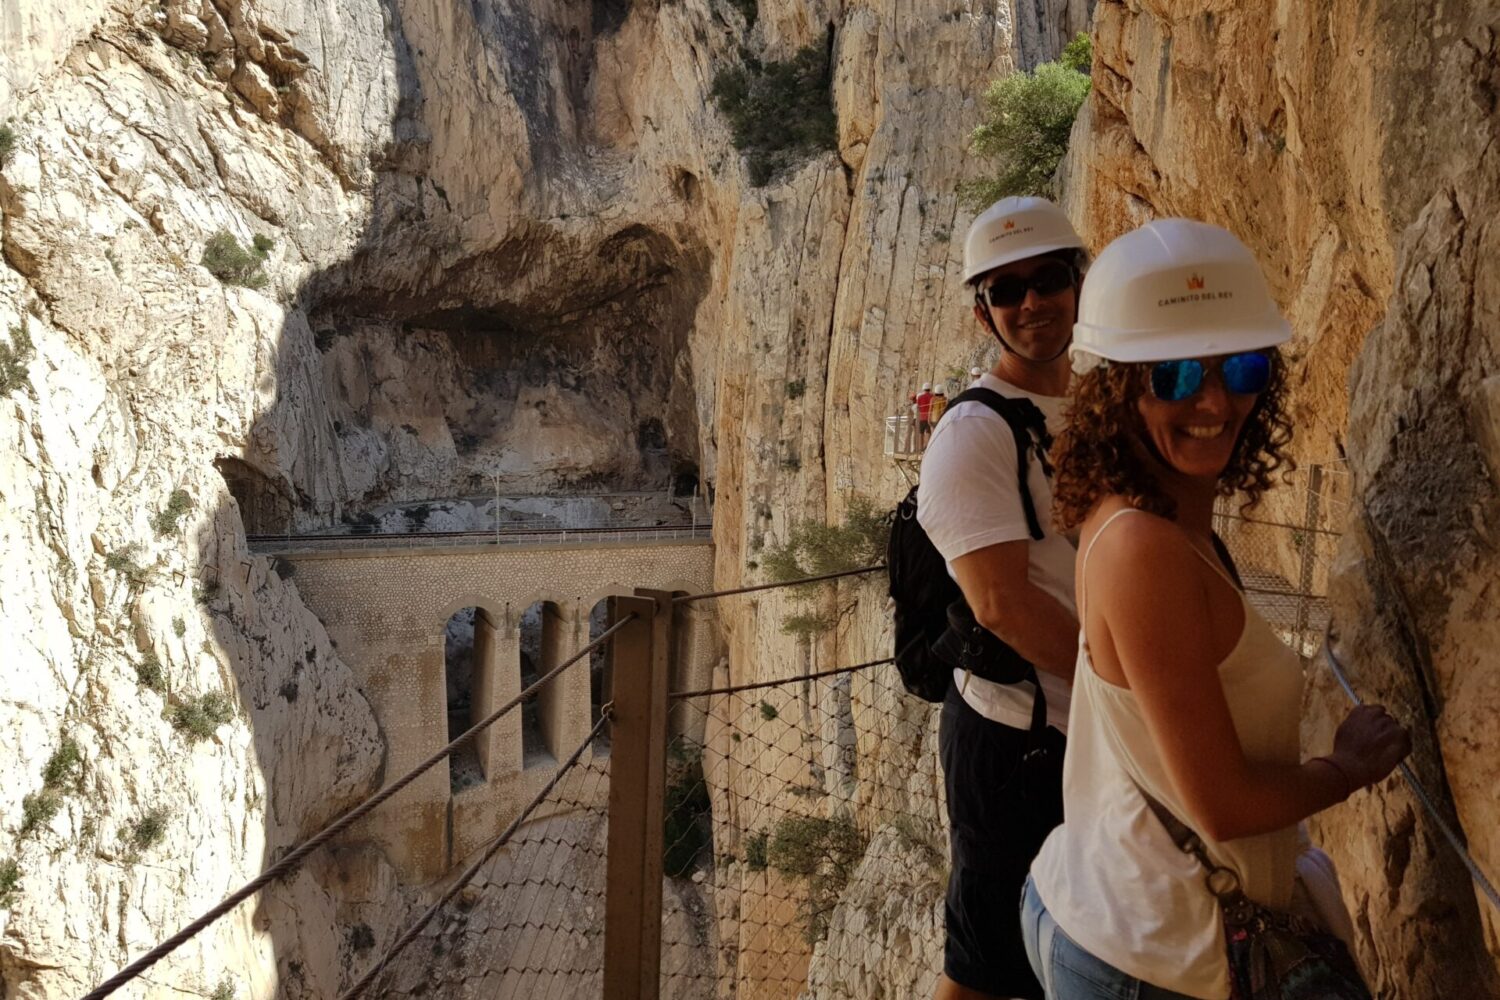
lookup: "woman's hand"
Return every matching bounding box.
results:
[1330,705,1412,791]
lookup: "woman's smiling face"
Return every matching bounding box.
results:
[1135,356,1262,481]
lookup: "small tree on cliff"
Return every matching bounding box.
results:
[963,33,1092,205]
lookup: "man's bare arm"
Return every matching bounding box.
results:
[950,540,1078,681]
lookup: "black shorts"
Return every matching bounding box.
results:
[939,684,1065,999]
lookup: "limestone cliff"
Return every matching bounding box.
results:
[1063,1,1500,994]
[0,0,1041,994]
[5,0,1494,998]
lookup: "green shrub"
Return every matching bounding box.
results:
[151,489,192,536]
[105,545,151,587]
[209,976,236,1000]
[0,123,16,168]
[785,378,806,399]
[765,495,889,584]
[194,581,220,605]
[200,231,270,289]
[1059,31,1092,73]
[743,829,769,870]
[0,858,20,908]
[766,812,867,943]
[169,691,235,741]
[20,790,61,836]
[758,700,778,722]
[663,773,712,877]
[663,737,712,876]
[127,807,169,852]
[963,35,1092,205]
[780,610,836,642]
[0,319,35,397]
[136,653,167,693]
[42,737,82,790]
[711,45,837,186]
[173,616,187,638]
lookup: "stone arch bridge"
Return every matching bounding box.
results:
[257,529,717,881]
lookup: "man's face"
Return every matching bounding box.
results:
[972,255,1078,362]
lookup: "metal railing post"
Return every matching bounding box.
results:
[1295,465,1323,648]
[603,591,673,1000]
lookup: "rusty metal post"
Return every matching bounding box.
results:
[603,591,673,1000]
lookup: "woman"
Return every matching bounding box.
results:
[1021,219,1412,999]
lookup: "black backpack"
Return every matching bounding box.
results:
[887,388,1052,702]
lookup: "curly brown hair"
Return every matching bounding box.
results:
[1050,351,1295,531]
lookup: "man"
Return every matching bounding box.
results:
[918,196,1087,1000]
[916,382,936,445]
[929,386,949,425]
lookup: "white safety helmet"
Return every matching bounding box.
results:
[1072,219,1292,365]
[921,382,932,391]
[969,366,983,378]
[963,196,1086,285]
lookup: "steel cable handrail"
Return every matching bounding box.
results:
[339,709,613,999]
[669,657,895,700]
[78,615,636,1000]
[1320,628,1500,915]
[672,564,885,605]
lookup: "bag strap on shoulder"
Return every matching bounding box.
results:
[946,387,1049,541]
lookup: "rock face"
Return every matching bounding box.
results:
[1065,1,1500,994]
[2,0,1024,992]
[8,0,1494,998]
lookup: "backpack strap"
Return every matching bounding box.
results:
[946,387,1050,541]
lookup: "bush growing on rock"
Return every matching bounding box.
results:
[743,829,769,870]
[136,652,167,693]
[126,807,169,853]
[200,230,272,289]
[766,812,867,943]
[663,738,712,877]
[0,122,16,168]
[42,736,82,790]
[711,44,837,186]
[0,858,20,908]
[963,32,1092,204]
[209,976,236,1000]
[169,691,235,741]
[20,790,61,836]
[105,545,151,587]
[0,319,35,396]
[151,489,193,536]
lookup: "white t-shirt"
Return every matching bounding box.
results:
[915,374,1077,732]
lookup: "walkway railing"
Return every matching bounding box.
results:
[81,457,1495,999]
[247,522,713,554]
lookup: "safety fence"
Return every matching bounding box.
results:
[1214,462,1349,655]
[656,659,937,999]
[247,522,713,555]
[80,462,1500,999]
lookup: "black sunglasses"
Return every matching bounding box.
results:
[980,259,1077,308]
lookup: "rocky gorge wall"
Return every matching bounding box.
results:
[1061,2,1500,995]
[3,1,1496,999]
[0,0,1059,994]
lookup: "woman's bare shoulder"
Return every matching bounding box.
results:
[1081,498,1201,594]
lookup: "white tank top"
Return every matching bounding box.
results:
[1029,509,1304,1000]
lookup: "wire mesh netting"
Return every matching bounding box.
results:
[365,742,613,999]
[1215,462,1349,655]
[659,662,945,1000]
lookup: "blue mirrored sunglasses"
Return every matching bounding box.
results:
[1149,351,1272,402]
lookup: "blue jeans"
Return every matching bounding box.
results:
[1021,876,1199,999]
